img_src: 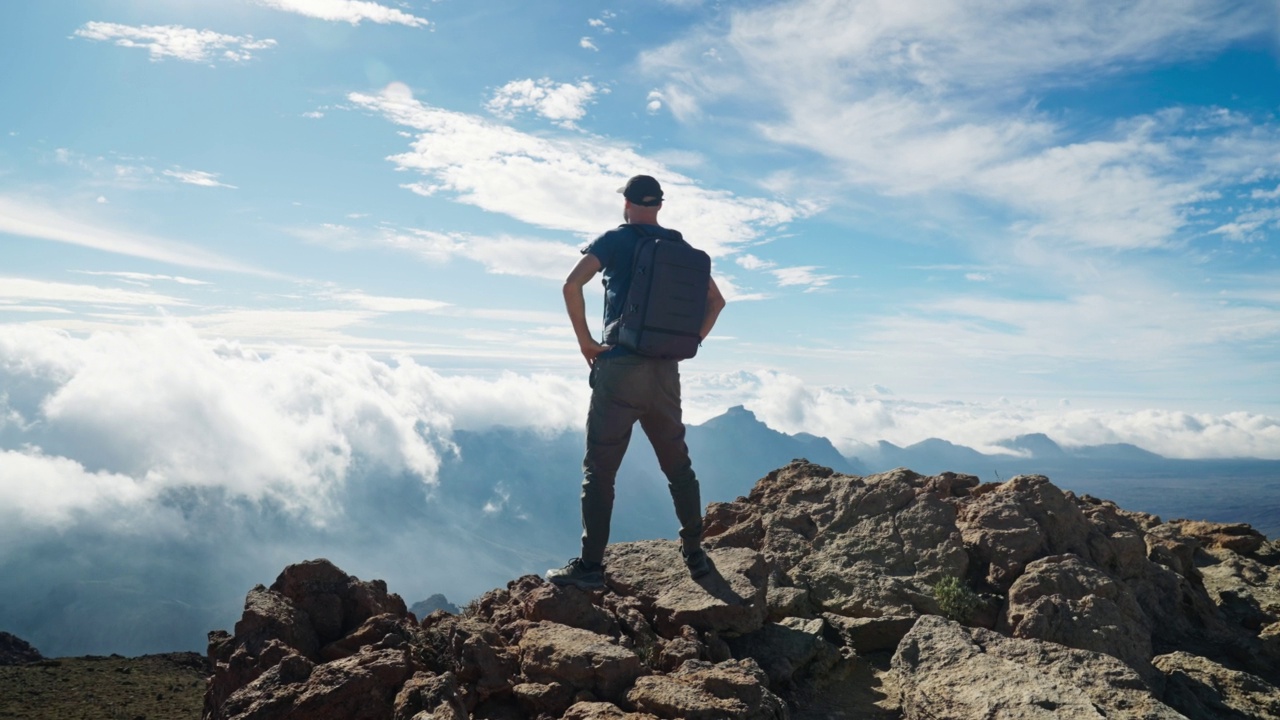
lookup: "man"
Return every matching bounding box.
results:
[547,175,727,590]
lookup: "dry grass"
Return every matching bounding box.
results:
[0,653,207,720]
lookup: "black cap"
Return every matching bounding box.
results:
[617,175,664,206]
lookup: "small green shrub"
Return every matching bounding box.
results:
[933,575,980,622]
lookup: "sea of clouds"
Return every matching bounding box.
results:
[1,321,1277,655]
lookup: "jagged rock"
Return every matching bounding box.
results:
[821,614,917,653]
[1155,651,1280,720]
[216,647,415,720]
[892,615,1185,719]
[626,658,788,720]
[604,541,768,636]
[519,583,619,637]
[1169,520,1266,555]
[517,622,642,709]
[1001,554,1157,685]
[1196,545,1280,631]
[393,671,467,720]
[561,701,659,719]
[202,466,1280,720]
[270,559,408,646]
[0,631,42,665]
[725,617,837,689]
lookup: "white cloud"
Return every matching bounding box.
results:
[292,223,581,280]
[487,78,601,129]
[74,22,277,64]
[74,271,211,286]
[0,195,260,274]
[680,369,1280,460]
[771,265,840,291]
[349,83,804,256]
[0,278,187,307]
[331,291,451,313]
[641,0,1277,250]
[580,37,599,52]
[1252,184,1280,200]
[736,254,776,270]
[163,169,238,189]
[713,274,768,302]
[253,0,429,27]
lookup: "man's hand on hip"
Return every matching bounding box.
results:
[580,340,612,367]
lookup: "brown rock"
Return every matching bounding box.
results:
[234,585,321,660]
[561,701,660,719]
[1155,651,1280,720]
[393,671,467,720]
[520,583,619,637]
[821,614,918,654]
[518,622,643,705]
[1001,554,1156,685]
[626,658,788,720]
[270,558,409,646]
[892,615,1185,719]
[725,617,837,689]
[605,541,768,637]
[1169,521,1266,555]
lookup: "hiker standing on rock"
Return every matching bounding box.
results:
[547,175,726,589]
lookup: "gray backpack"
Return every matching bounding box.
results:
[614,225,710,360]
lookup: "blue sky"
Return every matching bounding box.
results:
[2,0,1280,463]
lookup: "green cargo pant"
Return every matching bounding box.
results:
[580,354,704,565]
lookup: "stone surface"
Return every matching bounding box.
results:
[201,465,1280,720]
[1002,554,1156,684]
[604,541,768,636]
[626,659,788,720]
[517,622,642,704]
[892,615,1185,720]
[1155,651,1280,720]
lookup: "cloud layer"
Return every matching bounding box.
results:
[74,22,277,63]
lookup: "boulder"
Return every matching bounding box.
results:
[1001,554,1156,684]
[725,617,838,689]
[892,615,1185,719]
[517,622,642,705]
[1155,651,1280,720]
[821,614,917,654]
[626,658,788,720]
[604,541,768,637]
[215,647,415,720]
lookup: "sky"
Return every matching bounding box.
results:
[2,0,1280,655]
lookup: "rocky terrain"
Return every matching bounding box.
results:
[197,462,1280,719]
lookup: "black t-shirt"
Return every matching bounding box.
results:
[581,223,664,358]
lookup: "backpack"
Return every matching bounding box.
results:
[613,225,711,360]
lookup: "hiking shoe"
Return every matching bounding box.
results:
[683,546,712,579]
[546,558,605,589]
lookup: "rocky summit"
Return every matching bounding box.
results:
[202,462,1280,720]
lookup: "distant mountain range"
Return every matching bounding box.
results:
[435,406,1280,550]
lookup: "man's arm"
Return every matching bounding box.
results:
[699,277,726,340]
[563,253,611,367]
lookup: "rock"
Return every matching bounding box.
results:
[517,622,642,707]
[0,631,42,665]
[725,617,837,689]
[1196,546,1280,632]
[234,585,321,660]
[821,614,917,654]
[1001,554,1156,685]
[216,647,414,720]
[626,659,788,720]
[393,671,467,720]
[1155,651,1280,720]
[892,615,1185,719]
[270,559,409,646]
[604,541,768,637]
[519,583,619,637]
[1168,521,1266,555]
[561,701,660,719]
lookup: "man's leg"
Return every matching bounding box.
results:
[580,357,643,565]
[638,359,704,554]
